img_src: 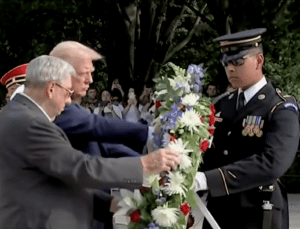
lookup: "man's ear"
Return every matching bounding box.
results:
[256,54,264,69]
[46,81,55,99]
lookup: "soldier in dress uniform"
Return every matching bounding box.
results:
[195,28,300,229]
[1,64,28,103]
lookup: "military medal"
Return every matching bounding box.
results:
[242,116,252,136]
[248,116,255,137]
[255,116,264,137]
[242,116,264,137]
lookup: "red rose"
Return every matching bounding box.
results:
[200,139,209,152]
[170,135,176,142]
[129,209,141,223]
[208,128,214,135]
[210,104,215,115]
[180,202,191,216]
[208,114,215,126]
[155,101,162,109]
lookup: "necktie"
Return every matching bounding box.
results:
[238,92,245,110]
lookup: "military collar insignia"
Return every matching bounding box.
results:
[258,94,266,100]
[242,115,264,137]
[228,94,234,99]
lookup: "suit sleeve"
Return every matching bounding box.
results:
[55,104,148,150]
[24,118,143,190]
[205,102,299,197]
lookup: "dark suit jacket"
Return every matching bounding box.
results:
[201,81,299,229]
[0,94,143,229]
[55,103,148,158]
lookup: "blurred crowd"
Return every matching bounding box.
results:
[80,79,156,125]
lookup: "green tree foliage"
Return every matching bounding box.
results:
[1,0,300,190]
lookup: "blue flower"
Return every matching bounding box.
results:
[155,196,167,204]
[194,75,201,85]
[144,222,160,229]
[187,64,196,75]
[171,103,178,112]
[194,65,204,78]
[193,84,201,93]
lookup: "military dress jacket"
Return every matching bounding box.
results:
[201,81,300,229]
[0,94,144,229]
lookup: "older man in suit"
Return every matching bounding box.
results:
[51,41,146,159]
[0,55,181,229]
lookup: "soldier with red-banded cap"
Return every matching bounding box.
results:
[194,28,299,229]
[1,64,28,103]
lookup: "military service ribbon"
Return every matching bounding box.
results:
[242,116,264,137]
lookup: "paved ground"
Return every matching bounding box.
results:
[113,192,300,229]
[289,194,300,229]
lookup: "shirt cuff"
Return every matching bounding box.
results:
[195,172,208,191]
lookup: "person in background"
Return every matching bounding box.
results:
[205,81,219,100]
[111,88,124,116]
[194,28,299,229]
[138,84,153,111]
[213,82,237,104]
[0,63,28,104]
[94,89,122,119]
[82,84,100,113]
[140,90,155,125]
[122,87,140,123]
[111,78,124,99]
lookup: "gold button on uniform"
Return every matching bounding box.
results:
[223,150,228,155]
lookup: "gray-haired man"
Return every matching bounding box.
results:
[0,55,181,229]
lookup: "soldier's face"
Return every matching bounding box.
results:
[224,54,262,90]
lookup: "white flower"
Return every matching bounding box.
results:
[168,139,192,171]
[152,203,179,227]
[181,93,200,107]
[169,77,191,95]
[143,174,160,187]
[162,171,187,197]
[114,189,143,217]
[179,109,203,134]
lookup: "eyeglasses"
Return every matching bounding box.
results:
[221,55,255,67]
[55,83,74,98]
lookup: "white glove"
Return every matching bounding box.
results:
[195,172,208,192]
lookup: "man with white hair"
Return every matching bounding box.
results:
[50,41,155,228]
[0,55,181,229]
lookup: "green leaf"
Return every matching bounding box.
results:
[185,189,197,208]
[177,212,187,225]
